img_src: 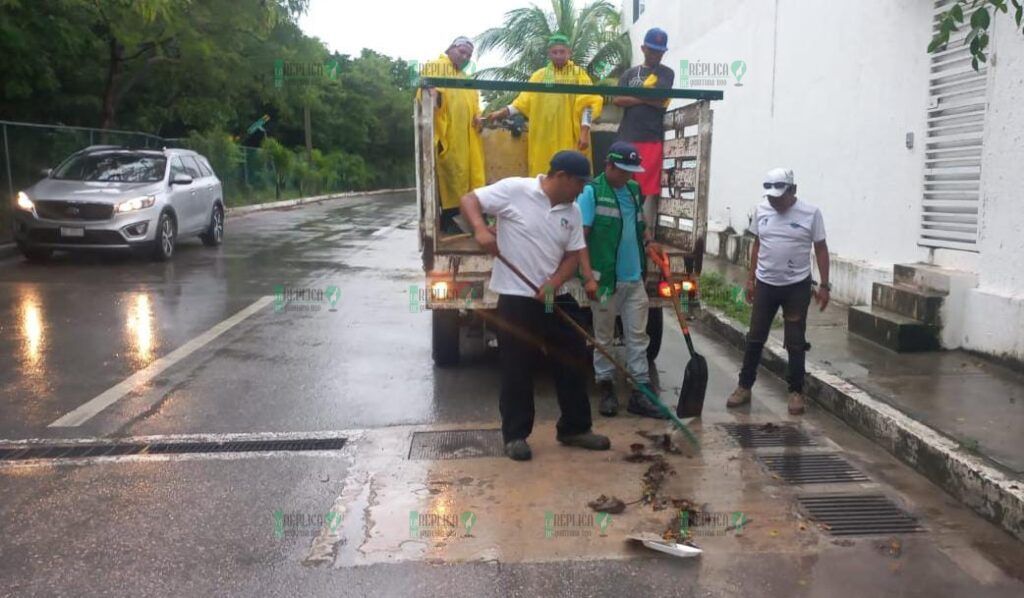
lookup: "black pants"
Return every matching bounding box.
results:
[738,277,812,393]
[495,294,593,443]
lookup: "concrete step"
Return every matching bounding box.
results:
[893,262,975,294]
[872,282,945,325]
[848,305,941,352]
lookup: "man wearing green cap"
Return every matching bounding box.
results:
[486,34,603,177]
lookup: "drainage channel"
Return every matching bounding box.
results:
[0,437,347,461]
[721,422,925,537]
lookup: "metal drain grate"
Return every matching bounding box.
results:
[758,453,870,484]
[408,429,505,460]
[0,437,346,461]
[718,423,816,448]
[798,494,923,536]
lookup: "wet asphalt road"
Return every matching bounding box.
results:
[1,191,1023,597]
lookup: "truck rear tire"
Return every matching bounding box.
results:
[432,310,460,367]
[646,307,664,361]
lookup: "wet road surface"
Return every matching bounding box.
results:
[1,191,1022,597]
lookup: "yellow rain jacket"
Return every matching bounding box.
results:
[511,61,603,176]
[418,55,485,210]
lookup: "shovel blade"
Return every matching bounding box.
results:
[676,353,709,418]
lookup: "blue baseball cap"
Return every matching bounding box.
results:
[549,150,592,181]
[607,141,645,173]
[643,27,669,52]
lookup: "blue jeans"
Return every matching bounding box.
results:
[591,280,650,384]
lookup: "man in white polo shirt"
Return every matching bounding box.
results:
[726,167,831,415]
[460,151,611,461]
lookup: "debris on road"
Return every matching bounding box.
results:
[625,443,660,463]
[637,430,683,454]
[876,537,902,559]
[588,494,626,514]
[627,533,703,558]
[641,456,676,507]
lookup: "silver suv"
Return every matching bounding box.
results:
[12,146,225,261]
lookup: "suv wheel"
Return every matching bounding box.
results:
[152,213,176,261]
[200,204,224,247]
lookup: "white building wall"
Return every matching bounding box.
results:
[627,0,1024,361]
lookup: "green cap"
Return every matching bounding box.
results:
[547,33,570,48]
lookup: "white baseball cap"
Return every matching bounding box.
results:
[762,167,794,197]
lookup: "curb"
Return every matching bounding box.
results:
[225,187,414,216]
[697,305,1024,543]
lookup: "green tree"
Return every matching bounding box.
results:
[930,0,1024,70]
[475,0,631,108]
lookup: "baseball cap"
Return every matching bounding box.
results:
[549,150,593,181]
[762,167,794,197]
[607,141,645,173]
[643,28,669,52]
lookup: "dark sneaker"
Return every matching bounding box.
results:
[627,387,668,419]
[504,439,532,461]
[598,380,618,417]
[557,432,611,451]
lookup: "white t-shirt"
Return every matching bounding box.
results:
[750,198,826,286]
[474,175,587,298]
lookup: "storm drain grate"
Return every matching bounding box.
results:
[718,423,816,448]
[0,438,346,461]
[408,429,505,460]
[798,494,924,536]
[758,453,870,484]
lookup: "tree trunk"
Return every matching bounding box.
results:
[100,37,125,130]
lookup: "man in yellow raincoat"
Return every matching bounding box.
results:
[419,36,486,234]
[485,34,603,177]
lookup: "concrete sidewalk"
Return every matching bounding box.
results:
[696,256,1024,542]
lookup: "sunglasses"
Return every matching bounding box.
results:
[762,182,790,190]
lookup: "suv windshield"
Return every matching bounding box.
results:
[53,151,167,183]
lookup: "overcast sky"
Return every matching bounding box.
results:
[299,0,537,70]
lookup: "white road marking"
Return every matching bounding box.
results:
[48,296,275,428]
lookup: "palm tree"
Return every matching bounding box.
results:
[475,0,631,109]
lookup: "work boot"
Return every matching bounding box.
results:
[726,386,752,408]
[627,387,668,419]
[788,391,806,415]
[598,380,618,417]
[557,431,611,451]
[504,439,532,461]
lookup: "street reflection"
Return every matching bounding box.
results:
[19,288,45,369]
[125,293,156,366]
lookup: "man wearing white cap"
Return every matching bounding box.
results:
[726,168,830,415]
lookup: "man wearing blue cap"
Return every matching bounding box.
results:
[576,141,666,419]
[613,28,674,223]
[459,150,612,461]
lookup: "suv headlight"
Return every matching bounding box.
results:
[16,191,34,211]
[115,195,156,213]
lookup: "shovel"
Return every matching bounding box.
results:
[647,248,709,419]
[495,253,699,450]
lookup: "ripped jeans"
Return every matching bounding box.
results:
[738,277,812,393]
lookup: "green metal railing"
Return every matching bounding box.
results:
[419,77,725,101]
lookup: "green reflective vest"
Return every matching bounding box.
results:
[586,173,646,301]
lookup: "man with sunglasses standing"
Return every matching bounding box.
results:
[725,168,831,415]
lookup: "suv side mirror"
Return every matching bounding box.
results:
[40,168,52,178]
[171,173,193,186]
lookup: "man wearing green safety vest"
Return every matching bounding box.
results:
[576,141,666,419]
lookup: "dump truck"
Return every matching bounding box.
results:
[415,78,720,366]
